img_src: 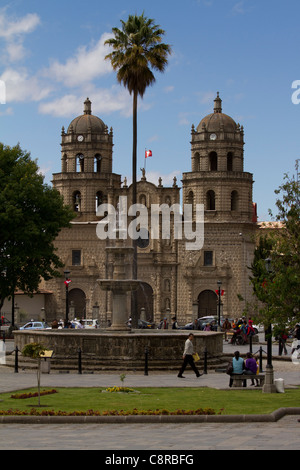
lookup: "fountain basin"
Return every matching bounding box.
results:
[13,329,224,371]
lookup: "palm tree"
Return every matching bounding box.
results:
[105,14,171,326]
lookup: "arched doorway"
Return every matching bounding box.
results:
[69,288,86,318]
[136,283,153,321]
[198,290,217,317]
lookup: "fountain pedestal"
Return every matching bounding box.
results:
[98,237,141,331]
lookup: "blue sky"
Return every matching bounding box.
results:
[0,0,300,221]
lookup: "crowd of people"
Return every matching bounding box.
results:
[222,317,257,344]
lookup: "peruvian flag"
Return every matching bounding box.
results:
[145,149,152,158]
[64,279,72,286]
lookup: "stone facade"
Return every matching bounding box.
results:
[43,94,258,325]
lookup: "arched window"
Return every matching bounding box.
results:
[194,152,200,171]
[187,190,194,205]
[227,152,233,171]
[73,191,81,212]
[206,190,216,210]
[209,152,218,171]
[231,190,239,211]
[96,191,104,210]
[94,154,102,173]
[76,154,84,173]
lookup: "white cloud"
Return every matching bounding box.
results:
[44,33,113,87]
[0,10,41,65]
[6,42,26,62]
[38,86,132,118]
[1,68,52,102]
[0,11,40,39]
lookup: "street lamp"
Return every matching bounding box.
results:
[263,258,276,393]
[217,280,222,331]
[64,270,71,323]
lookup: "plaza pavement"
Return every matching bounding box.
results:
[0,339,299,450]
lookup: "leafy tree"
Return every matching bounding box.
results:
[105,13,171,325]
[249,165,300,327]
[0,143,75,316]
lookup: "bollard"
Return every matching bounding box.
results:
[249,335,253,354]
[259,346,263,372]
[78,347,82,374]
[203,347,208,374]
[144,347,149,376]
[14,346,18,374]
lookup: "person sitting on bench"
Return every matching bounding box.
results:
[229,351,246,387]
[244,352,259,386]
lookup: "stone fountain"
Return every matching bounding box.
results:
[97,230,141,331]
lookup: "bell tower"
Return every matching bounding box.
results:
[180,93,257,319]
[183,92,253,222]
[52,98,121,221]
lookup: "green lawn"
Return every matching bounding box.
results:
[0,387,299,415]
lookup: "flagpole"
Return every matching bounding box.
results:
[144,148,147,174]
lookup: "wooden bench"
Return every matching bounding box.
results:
[231,374,265,387]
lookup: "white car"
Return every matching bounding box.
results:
[80,319,99,329]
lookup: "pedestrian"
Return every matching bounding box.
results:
[244,352,259,386]
[178,333,202,378]
[171,316,178,329]
[229,350,246,387]
[222,318,232,341]
[277,328,288,356]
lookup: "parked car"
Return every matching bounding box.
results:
[80,319,99,329]
[20,321,51,330]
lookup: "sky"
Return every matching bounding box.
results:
[0,0,300,221]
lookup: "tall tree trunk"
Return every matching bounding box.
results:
[131,89,138,327]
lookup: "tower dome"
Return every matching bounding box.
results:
[67,98,106,134]
[197,92,237,133]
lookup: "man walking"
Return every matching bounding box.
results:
[178,333,202,378]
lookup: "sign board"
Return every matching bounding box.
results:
[40,350,54,359]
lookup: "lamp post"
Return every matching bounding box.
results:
[217,280,222,331]
[64,270,71,323]
[263,258,276,393]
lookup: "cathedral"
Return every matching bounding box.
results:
[42,93,258,326]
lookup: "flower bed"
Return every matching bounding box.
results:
[103,386,139,393]
[10,390,58,400]
[0,407,217,416]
